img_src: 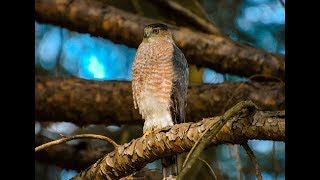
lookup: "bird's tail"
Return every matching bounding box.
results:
[162,155,178,180]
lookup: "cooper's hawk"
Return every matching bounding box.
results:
[132,23,189,179]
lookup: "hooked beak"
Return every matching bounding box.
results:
[144,30,150,38]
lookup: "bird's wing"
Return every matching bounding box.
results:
[170,44,189,124]
[132,48,142,110]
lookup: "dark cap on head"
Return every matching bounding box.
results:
[145,23,168,31]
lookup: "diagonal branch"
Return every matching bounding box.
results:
[178,101,257,180]
[279,0,285,9]
[35,0,284,80]
[151,0,222,35]
[35,76,285,125]
[198,157,218,179]
[242,143,263,180]
[72,109,285,179]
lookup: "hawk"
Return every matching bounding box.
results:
[132,23,189,179]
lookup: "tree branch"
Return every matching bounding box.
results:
[35,135,163,179]
[198,157,217,180]
[279,0,285,9]
[234,145,243,180]
[151,0,222,35]
[35,134,118,152]
[178,101,257,180]
[120,169,163,180]
[35,0,284,80]
[72,110,285,179]
[35,135,110,171]
[36,76,284,125]
[242,143,262,180]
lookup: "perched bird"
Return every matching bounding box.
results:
[132,23,189,179]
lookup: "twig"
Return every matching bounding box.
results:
[193,0,211,21]
[152,0,222,35]
[177,101,257,180]
[272,141,280,180]
[234,145,242,180]
[242,143,262,180]
[249,74,283,83]
[35,134,118,152]
[272,141,276,180]
[198,157,217,180]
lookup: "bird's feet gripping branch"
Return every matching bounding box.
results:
[142,128,159,138]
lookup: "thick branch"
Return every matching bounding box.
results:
[35,135,163,179]
[35,0,284,80]
[36,76,284,125]
[73,110,285,179]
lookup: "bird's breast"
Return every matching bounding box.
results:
[133,40,175,108]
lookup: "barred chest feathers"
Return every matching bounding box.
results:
[132,38,175,133]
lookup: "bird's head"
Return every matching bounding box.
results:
[143,23,172,42]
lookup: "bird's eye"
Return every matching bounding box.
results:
[152,29,159,34]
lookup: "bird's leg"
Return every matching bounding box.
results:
[143,130,152,138]
[143,128,160,138]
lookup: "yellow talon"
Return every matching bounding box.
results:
[143,130,153,138]
[143,128,160,138]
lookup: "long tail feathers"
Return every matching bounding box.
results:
[162,155,178,180]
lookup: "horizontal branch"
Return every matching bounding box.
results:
[35,134,118,152]
[35,76,284,125]
[35,135,109,171]
[35,135,165,179]
[35,0,284,80]
[73,110,285,179]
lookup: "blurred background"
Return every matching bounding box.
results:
[35,0,285,179]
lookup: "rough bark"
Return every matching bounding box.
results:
[73,110,285,179]
[178,101,256,180]
[35,135,164,179]
[35,76,284,125]
[35,0,285,80]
